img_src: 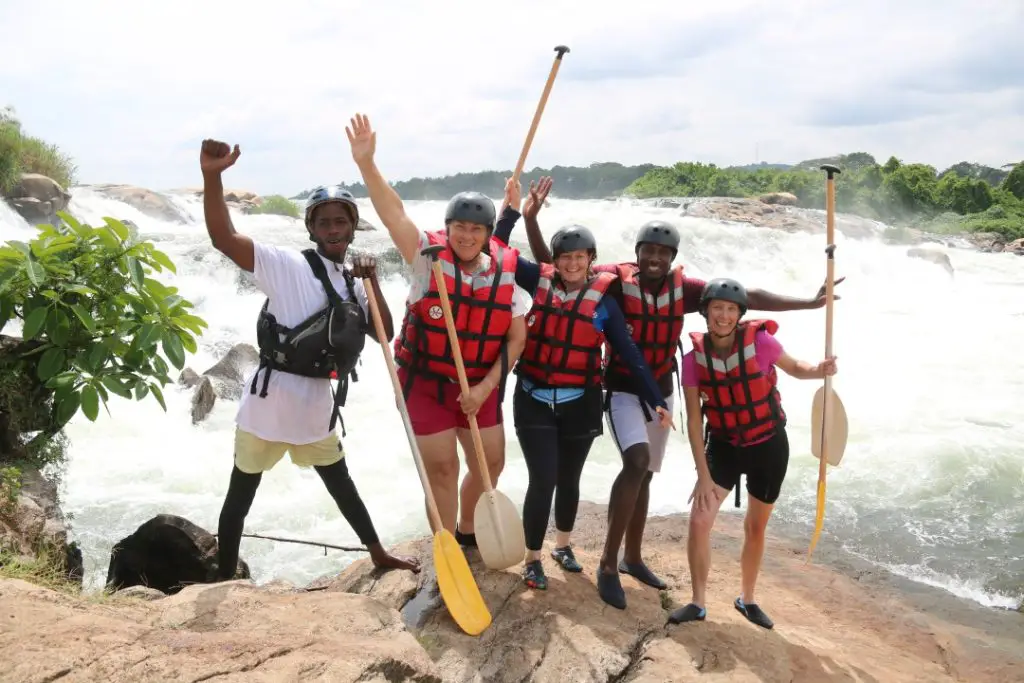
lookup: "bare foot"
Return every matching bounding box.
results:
[370,547,421,573]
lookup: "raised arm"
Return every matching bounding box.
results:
[346,114,420,265]
[199,139,254,272]
[522,176,554,264]
[747,276,846,312]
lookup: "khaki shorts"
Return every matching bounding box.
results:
[233,428,344,474]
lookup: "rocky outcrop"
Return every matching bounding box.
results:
[1,173,70,226]
[0,467,83,585]
[106,514,249,594]
[757,191,799,205]
[169,186,264,214]
[86,184,192,224]
[969,233,1024,255]
[907,247,955,275]
[18,504,1016,683]
[178,343,260,424]
[681,197,881,239]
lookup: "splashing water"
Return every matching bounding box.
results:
[2,188,1021,610]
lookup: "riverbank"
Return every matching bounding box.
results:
[2,503,1021,682]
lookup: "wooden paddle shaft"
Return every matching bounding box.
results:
[818,165,841,486]
[426,260,497,494]
[511,45,570,183]
[362,277,447,534]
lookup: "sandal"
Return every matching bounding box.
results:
[551,546,583,572]
[523,560,547,590]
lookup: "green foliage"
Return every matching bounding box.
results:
[249,194,300,219]
[624,153,1024,240]
[0,214,207,451]
[1002,162,1024,201]
[0,106,78,195]
[292,162,659,201]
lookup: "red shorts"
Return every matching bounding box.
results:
[396,367,503,436]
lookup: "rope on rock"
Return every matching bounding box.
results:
[214,532,368,556]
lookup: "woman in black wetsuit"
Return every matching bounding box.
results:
[495,178,672,590]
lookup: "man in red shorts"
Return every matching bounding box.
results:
[346,114,529,546]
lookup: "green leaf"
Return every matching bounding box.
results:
[45,372,77,389]
[48,308,71,347]
[134,382,150,400]
[177,330,197,354]
[69,303,96,332]
[104,217,130,242]
[94,382,109,403]
[37,347,66,380]
[177,313,209,334]
[80,385,99,421]
[92,226,119,249]
[53,389,81,426]
[135,323,160,348]
[125,256,145,291]
[149,249,176,273]
[149,383,167,411]
[8,241,31,258]
[0,265,18,292]
[65,284,97,296]
[100,375,133,399]
[25,260,45,286]
[22,307,48,339]
[161,329,186,369]
[59,212,85,235]
[86,342,107,372]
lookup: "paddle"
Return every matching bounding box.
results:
[806,164,850,562]
[422,245,527,570]
[511,45,570,185]
[361,277,492,636]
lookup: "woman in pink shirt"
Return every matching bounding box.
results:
[670,278,837,630]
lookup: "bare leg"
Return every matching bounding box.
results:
[416,429,460,532]
[456,423,505,535]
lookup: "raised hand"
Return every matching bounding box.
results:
[350,253,378,280]
[503,176,522,212]
[523,176,553,221]
[345,113,376,166]
[200,139,240,176]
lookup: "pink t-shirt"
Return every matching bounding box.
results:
[681,330,783,388]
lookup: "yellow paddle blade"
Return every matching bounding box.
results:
[806,479,827,562]
[432,529,492,636]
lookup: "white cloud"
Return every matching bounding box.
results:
[1,0,1021,195]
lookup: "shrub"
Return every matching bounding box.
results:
[250,194,300,219]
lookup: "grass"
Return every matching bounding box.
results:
[249,194,300,219]
[0,546,81,595]
[0,107,78,194]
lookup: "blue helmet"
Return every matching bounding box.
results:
[305,185,359,227]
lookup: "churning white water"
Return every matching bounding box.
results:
[2,189,1022,610]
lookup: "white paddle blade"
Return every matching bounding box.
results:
[474,491,526,570]
[811,386,848,467]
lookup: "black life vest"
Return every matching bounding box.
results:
[248,249,368,435]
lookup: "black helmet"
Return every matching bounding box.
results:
[550,224,597,258]
[698,278,748,317]
[305,185,359,227]
[635,220,680,253]
[445,191,496,231]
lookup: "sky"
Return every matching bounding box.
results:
[1,0,1022,196]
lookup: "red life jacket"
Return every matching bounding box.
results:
[394,230,519,383]
[689,319,786,446]
[516,264,615,387]
[594,262,686,383]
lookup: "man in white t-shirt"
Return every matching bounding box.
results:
[344,114,529,546]
[198,138,420,578]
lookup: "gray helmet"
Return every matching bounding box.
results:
[698,278,748,317]
[634,219,680,254]
[305,185,359,227]
[550,224,597,258]
[445,191,496,232]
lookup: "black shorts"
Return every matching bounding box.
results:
[706,428,790,504]
[512,378,604,440]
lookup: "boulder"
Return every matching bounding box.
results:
[758,191,799,205]
[0,467,83,585]
[2,173,70,226]
[178,343,260,424]
[86,184,191,224]
[682,197,879,239]
[907,247,955,275]
[105,513,249,594]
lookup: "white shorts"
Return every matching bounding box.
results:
[605,390,676,473]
